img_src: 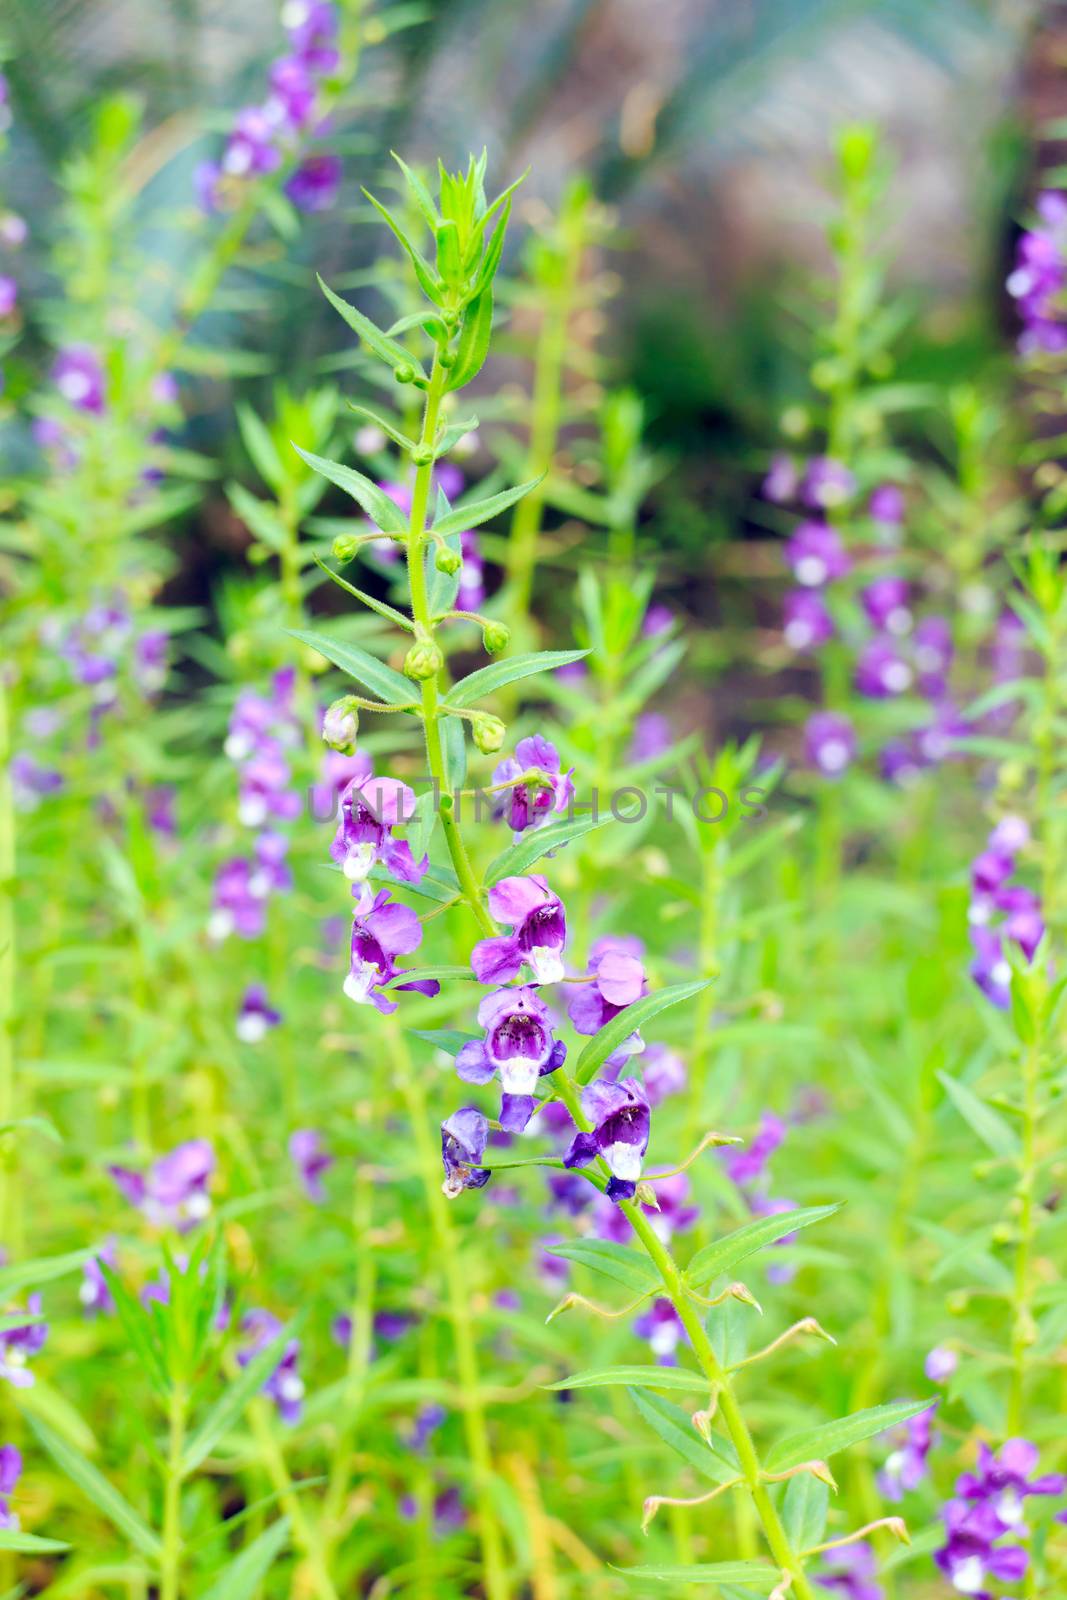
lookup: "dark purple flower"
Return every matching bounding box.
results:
[970,926,1012,1010]
[0,1445,21,1530]
[410,1403,447,1453]
[784,521,851,588]
[471,874,568,985]
[816,1540,882,1600]
[492,736,574,834]
[1007,192,1067,355]
[634,1299,688,1365]
[877,1402,936,1500]
[441,1108,491,1197]
[236,984,282,1043]
[238,1309,304,1425]
[0,276,16,318]
[456,986,566,1132]
[628,712,672,763]
[869,484,905,525]
[80,1242,117,1318]
[805,712,856,778]
[855,637,913,699]
[289,1129,333,1202]
[861,577,911,636]
[957,1439,1067,1528]
[567,937,647,1054]
[285,153,342,213]
[331,773,426,886]
[912,615,954,694]
[564,1078,650,1203]
[345,890,439,1013]
[0,1297,47,1389]
[935,1497,1028,1598]
[783,589,834,652]
[109,1140,214,1231]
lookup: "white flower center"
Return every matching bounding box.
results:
[886,606,912,636]
[650,1322,680,1358]
[344,841,377,883]
[527,946,564,985]
[344,960,381,1005]
[818,740,850,774]
[207,909,234,942]
[784,620,813,650]
[882,661,912,693]
[795,555,827,586]
[604,1141,642,1182]
[500,1058,539,1095]
[236,1013,268,1044]
[952,1555,985,1595]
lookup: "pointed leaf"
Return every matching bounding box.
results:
[287,628,416,706]
[181,1329,293,1475]
[226,482,289,553]
[363,189,443,304]
[313,556,414,632]
[28,1416,162,1559]
[0,1249,91,1301]
[445,286,495,392]
[782,1471,829,1552]
[200,1517,291,1600]
[318,276,427,379]
[431,475,544,539]
[434,415,478,459]
[346,402,416,453]
[630,1389,739,1485]
[235,404,285,491]
[545,1239,658,1293]
[391,153,439,231]
[292,445,409,535]
[765,1398,931,1474]
[937,1070,1019,1159]
[485,811,612,887]
[444,648,589,710]
[616,1563,780,1589]
[408,1029,480,1057]
[575,980,714,1085]
[545,1366,710,1393]
[0,1529,70,1553]
[686,1206,842,1290]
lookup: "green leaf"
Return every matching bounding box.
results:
[426,528,462,615]
[765,1398,931,1474]
[391,152,439,231]
[442,715,467,792]
[235,403,285,491]
[485,811,611,887]
[434,415,478,459]
[686,1205,842,1290]
[615,1563,781,1589]
[318,276,427,380]
[226,482,289,553]
[313,556,414,632]
[471,201,511,298]
[545,1366,710,1393]
[445,286,495,392]
[575,980,714,1086]
[444,649,589,710]
[0,1529,70,1553]
[345,402,416,453]
[545,1240,659,1294]
[363,189,444,305]
[431,476,544,539]
[0,1248,91,1301]
[28,1415,162,1560]
[200,1517,291,1600]
[782,1470,829,1551]
[287,629,416,706]
[292,445,409,535]
[99,1264,169,1401]
[937,1070,1020,1159]
[408,1029,480,1057]
[630,1389,739,1485]
[181,1329,293,1476]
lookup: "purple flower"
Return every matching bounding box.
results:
[223,106,282,179]
[441,1108,491,1196]
[935,1498,1028,1598]
[236,984,282,1043]
[0,1445,21,1530]
[344,890,439,1013]
[855,637,913,698]
[492,736,574,834]
[643,604,674,640]
[457,530,485,611]
[784,522,851,588]
[471,875,568,985]
[52,346,106,413]
[267,54,318,128]
[970,926,1012,1010]
[0,276,17,318]
[209,858,267,941]
[109,1140,215,1231]
[956,1439,1067,1529]
[10,753,64,811]
[566,937,647,1053]
[285,153,342,212]
[399,1487,466,1537]
[805,712,856,778]
[289,1129,333,1202]
[238,1310,304,1425]
[634,1299,688,1365]
[861,577,911,636]
[80,1242,117,1317]
[925,1345,958,1384]
[0,1297,47,1389]
[801,457,855,510]
[816,1541,882,1600]
[1007,192,1067,355]
[456,987,566,1132]
[783,589,834,652]
[876,1402,937,1500]
[409,1403,447,1453]
[628,712,672,763]
[564,1078,650,1203]
[724,1112,786,1190]
[869,484,905,525]
[642,1043,687,1105]
[282,0,341,70]
[912,615,954,694]
[312,748,373,819]
[762,452,799,503]
[331,773,426,886]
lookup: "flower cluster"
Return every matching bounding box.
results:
[109,1139,215,1231]
[238,1309,305,1424]
[935,1439,1065,1597]
[967,816,1042,1009]
[195,1,342,216]
[0,1298,47,1389]
[1006,191,1067,356]
[876,1402,936,1500]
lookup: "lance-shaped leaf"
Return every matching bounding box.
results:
[363,189,444,305]
[430,475,544,539]
[575,980,714,1085]
[318,276,427,381]
[485,811,612,887]
[181,1328,293,1476]
[0,1248,91,1302]
[937,1070,1019,1159]
[545,1365,710,1394]
[686,1205,841,1290]
[435,415,478,459]
[0,1529,70,1554]
[28,1415,162,1560]
[765,1398,931,1474]
[444,648,589,710]
[287,628,416,706]
[615,1563,781,1590]
[630,1389,740,1485]
[545,1239,659,1294]
[408,1029,481,1057]
[782,1471,829,1552]
[392,152,439,231]
[292,445,408,535]
[445,286,494,392]
[226,482,289,553]
[346,402,417,453]
[200,1517,291,1600]
[236,403,286,491]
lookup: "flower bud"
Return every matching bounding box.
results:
[436,546,462,576]
[404,638,444,681]
[471,713,506,755]
[394,363,416,385]
[438,349,456,370]
[322,696,360,754]
[411,444,434,468]
[482,620,510,655]
[332,533,360,563]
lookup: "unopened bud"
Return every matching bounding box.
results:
[411,444,434,467]
[436,546,462,575]
[332,533,360,563]
[394,363,416,385]
[438,349,456,370]
[322,696,360,754]
[472,713,506,755]
[404,638,443,681]
[482,620,510,654]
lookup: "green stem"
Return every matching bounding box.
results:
[160,1386,188,1600]
[1008,1031,1040,1435]
[243,1392,340,1600]
[321,1163,377,1554]
[0,676,15,1242]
